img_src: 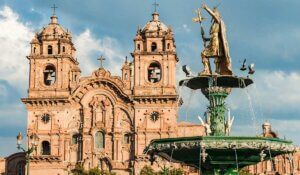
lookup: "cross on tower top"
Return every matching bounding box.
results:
[152,0,159,12]
[97,55,106,68]
[51,4,58,16]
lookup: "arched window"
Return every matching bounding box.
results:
[72,134,79,144]
[95,131,105,149]
[123,133,130,144]
[44,65,56,86]
[33,47,36,54]
[74,74,77,82]
[137,44,140,51]
[41,141,50,155]
[62,46,65,53]
[48,45,53,55]
[151,42,157,52]
[148,62,161,83]
[167,43,170,50]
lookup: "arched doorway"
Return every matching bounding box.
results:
[16,161,25,175]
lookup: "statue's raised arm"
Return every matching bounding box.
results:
[199,3,232,76]
[202,4,220,24]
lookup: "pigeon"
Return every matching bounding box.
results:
[240,59,247,71]
[182,65,193,77]
[248,63,255,75]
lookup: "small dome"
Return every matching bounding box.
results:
[37,15,72,41]
[142,12,169,33]
[30,34,40,44]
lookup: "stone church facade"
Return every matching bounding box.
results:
[2,11,204,175]
[1,9,300,175]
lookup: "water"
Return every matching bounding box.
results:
[169,146,174,169]
[234,148,239,175]
[185,90,195,121]
[241,79,259,135]
[198,146,202,175]
[252,83,267,124]
[183,90,196,136]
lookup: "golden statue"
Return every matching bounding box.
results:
[194,3,233,75]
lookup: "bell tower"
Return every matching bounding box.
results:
[131,10,179,155]
[131,11,178,96]
[27,12,81,98]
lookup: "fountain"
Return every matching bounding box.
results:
[144,3,297,175]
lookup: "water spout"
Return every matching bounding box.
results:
[243,84,258,135]
[234,148,239,175]
[169,144,175,169]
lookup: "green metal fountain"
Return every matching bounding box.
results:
[144,3,297,175]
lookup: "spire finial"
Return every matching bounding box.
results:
[152,0,159,21]
[97,55,106,68]
[50,4,58,24]
[51,4,58,16]
[152,0,159,13]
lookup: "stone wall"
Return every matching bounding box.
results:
[0,158,5,175]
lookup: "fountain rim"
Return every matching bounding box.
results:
[145,136,296,154]
[148,136,293,144]
[144,136,297,170]
[179,75,254,90]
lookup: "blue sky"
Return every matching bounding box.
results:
[0,0,300,157]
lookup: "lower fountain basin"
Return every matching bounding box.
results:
[145,136,297,173]
[179,75,253,90]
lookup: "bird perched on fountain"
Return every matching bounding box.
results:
[248,63,255,75]
[225,109,234,136]
[198,115,211,135]
[182,65,194,77]
[240,59,247,71]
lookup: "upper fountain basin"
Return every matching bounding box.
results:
[179,75,254,90]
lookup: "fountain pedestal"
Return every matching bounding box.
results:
[201,87,231,136]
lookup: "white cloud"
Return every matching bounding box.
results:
[0,83,8,97]
[182,24,191,33]
[217,70,300,144]
[231,118,300,145]
[228,70,300,116]
[0,6,34,92]
[0,6,127,91]
[74,29,126,76]
[176,24,192,34]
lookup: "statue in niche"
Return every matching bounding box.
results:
[195,3,233,75]
[89,95,111,126]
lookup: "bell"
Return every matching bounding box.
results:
[46,73,52,81]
